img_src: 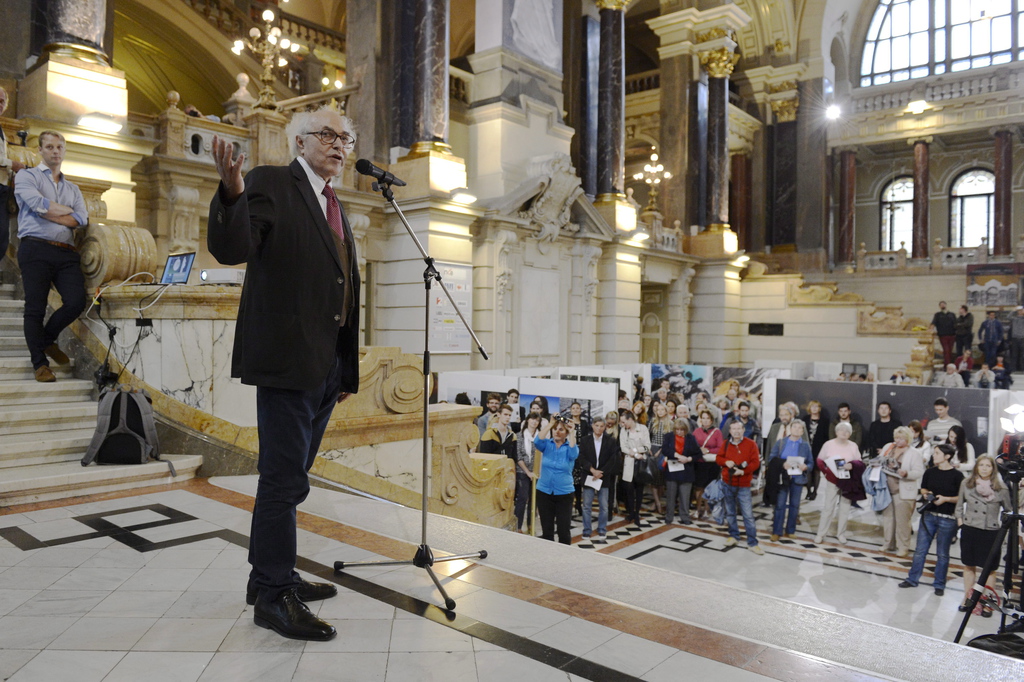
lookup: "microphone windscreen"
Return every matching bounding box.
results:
[355,159,373,175]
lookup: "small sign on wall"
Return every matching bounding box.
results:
[430,262,473,353]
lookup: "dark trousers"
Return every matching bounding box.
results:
[0,185,10,262]
[622,481,645,523]
[17,239,86,370]
[955,334,973,359]
[514,470,534,530]
[248,338,345,602]
[536,490,573,544]
[1012,338,1024,372]
[938,335,955,367]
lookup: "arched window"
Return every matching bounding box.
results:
[950,169,995,249]
[861,0,1016,87]
[880,176,914,251]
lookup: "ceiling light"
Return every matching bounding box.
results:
[907,99,928,114]
[290,43,300,52]
[262,9,275,21]
[279,38,291,50]
[278,57,287,67]
[826,104,841,119]
[334,79,343,88]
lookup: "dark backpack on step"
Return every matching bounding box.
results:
[82,385,175,476]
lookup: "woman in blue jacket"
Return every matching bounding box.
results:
[534,415,579,544]
[769,419,814,541]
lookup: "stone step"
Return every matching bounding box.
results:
[0,455,203,507]
[0,284,14,298]
[0,402,98,437]
[0,379,94,406]
[0,358,75,381]
[0,428,95,468]
[0,300,23,313]
[0,319,22,332]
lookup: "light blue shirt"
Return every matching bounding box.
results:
[14,164,88,244]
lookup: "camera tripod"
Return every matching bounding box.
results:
[954,467,1024,643]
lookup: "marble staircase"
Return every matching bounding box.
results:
[0,283,202,506]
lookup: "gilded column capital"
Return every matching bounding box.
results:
[770,96,800,123]
[698,47,740,79]
[696,27,735,44]
[596,0,628,10]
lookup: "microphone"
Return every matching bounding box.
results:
[355,159,407,187]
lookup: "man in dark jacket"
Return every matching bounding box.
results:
[866,402,901,458]
[954,305,974,360]
[577,416,620,540]
[979,310,1005,367]
[479,404,518,459]
[930,301,957,367]
[208,108,360,642]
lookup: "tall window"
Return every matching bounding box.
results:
[880,176,914,251]
[950,169,995,249]
[861,0,1017,86]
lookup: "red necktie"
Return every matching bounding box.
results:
[321,183,345,242]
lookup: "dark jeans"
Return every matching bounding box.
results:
[772,482,803,536]
[621,481,645,523]
[0,185,9,262]
[17,239,86,370]
[248,334,346,602]
[955,334,973,359]
[905,513,958,590]
[514,470,533,530]
[536,490,573,544]
[1012,338,1024,372]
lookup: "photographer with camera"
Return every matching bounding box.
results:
[955,455,1013,615]
[533,413,579,544]
[899,444,964,596]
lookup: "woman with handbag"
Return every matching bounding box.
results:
[648,401,674,515]
[661,418,700,525]
[956,455,1013,615]
[533,415,579,544]
[693,409,724,520]
[898,444,965,596]
[618,410,652,526]
[878,426,925,557]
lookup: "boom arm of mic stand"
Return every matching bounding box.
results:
[371,180,490,360]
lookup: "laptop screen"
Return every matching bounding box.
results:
[160,252,196,285]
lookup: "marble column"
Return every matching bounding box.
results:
[347,0,394,163]
[38,0,110,64]
[837,149,856,262]
[911,138,930,259]
[994,129,1013,256]
[768,96,799,246]
[411,0,451,153]
[700,47,738,232]
[596,0,626,199]
[729,152,751,251]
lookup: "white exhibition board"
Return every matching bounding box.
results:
[518,377,618,422]
[436,371,516,406]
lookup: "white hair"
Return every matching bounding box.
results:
[834,422,853,437]
[285,108,355,158]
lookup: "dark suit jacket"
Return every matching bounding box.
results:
[578,434,621,489]
[208,159,361,392]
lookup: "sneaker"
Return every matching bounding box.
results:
[769,534,780,542]
[814,536,824,544]
[749,545,764,556]
[723,537,739,547]
[837,536,848,545]
[598,534,607,541]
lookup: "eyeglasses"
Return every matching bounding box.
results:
[303,129,355,148]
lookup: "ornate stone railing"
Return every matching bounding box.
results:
[626,69,660,95]
[933,238,988,268]
[450,66,473,105]
[277,84,359,114]
[856,242,907,271]
[851,63,1023,114]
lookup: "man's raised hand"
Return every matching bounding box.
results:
[212,135,245,201]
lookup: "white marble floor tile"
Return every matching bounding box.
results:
[450,589,570,637]
[47,616,156,651]
[313,618,394,653]
[207,548,249,570]
[0,650,38,681]
[308,544,386,568]
[11,547,99,568]
[383,651,478,682]
[90,590,183,618]
[173,537,231,551]
[292,652,388,682]
[10,590,108,617]
[102,509,170,527]
[144,549,222,570]
[0,513,34,528]
[368,565,482,604]
[0,548,35,567]
[475,650,576,682]
[21,508,74,523]
[132,618,236,652]
[642,650,774,682]
[47,566,136,592]
[196,652,300,682]
[0,616,77,649]
[186,568,249,593]
[13,518,92,543]
[529,616,621,657]
[386,618,474,653]
[164,590,247,620]
[102,651,214,682]
[0,589,39,616]
[218,619,307,653]
[7,650,124,682]
[472,637,505,652]
[313,589,395,620]
[78,547,153,570]
[132,520,223,543]
[119,567,203,592]
[582,632,678,678]
[0,566,73,590]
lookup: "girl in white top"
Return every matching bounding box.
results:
[944,425,976,475]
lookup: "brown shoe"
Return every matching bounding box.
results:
[34,365,56,382]
[44,343,70,365]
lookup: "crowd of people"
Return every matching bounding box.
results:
[473,383,1022,614]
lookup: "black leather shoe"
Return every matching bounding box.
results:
[897,580,915,588]
[254,589,336,641]
[247,578,339,606]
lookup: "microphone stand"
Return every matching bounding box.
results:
[334,176,490,611]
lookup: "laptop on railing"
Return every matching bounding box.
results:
[160,252,196,285]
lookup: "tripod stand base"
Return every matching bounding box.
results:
[334,545,488,612]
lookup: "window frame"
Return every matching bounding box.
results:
[879,175,915,251]
[949,167,996,251]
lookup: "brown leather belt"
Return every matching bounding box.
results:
[22,236,77,252]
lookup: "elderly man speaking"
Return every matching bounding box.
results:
[208,107,360,641]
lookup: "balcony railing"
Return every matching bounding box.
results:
[626,70,660,96]
[850,62,1023,114]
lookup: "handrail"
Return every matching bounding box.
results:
[276,84,360,113]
